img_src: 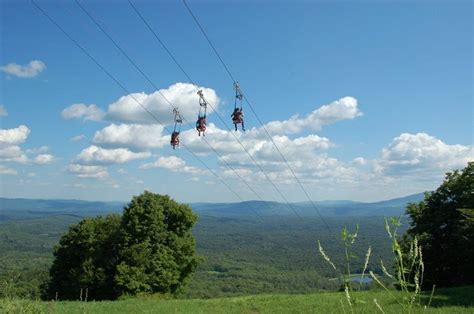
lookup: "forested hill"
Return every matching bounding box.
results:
[0,198,124,221]
[190,193,425,217]
[0,192,424,221]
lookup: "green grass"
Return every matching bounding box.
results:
[2,286,473,313]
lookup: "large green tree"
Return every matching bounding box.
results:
[403,162,474,288]
[42,191,199,300]
[42,214,121,300]
[115,191,199,295]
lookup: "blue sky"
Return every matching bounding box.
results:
[0,0,472,202]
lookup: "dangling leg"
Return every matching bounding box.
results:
[234,123,238,131]
[241,120,245,132]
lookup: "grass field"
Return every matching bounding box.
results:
[1,286,473,313]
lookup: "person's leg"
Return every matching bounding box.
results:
[242,120,245,131]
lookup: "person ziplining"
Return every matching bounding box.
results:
[196,90,207,136]
[231,82,245,132]
[170,108,183,149]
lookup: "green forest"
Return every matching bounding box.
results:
[0,210,397,299]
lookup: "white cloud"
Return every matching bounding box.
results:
[181,123,332,165]
[0,125,30,146]
[70,134,86,142]
[131,118,343,186]
[164,97,357,175]
[67,164,109,179]
[0,165,17,175]
[34,154,55,165]
[0,60,46,78]
[0,145,29,163]
[93,123,167,150]
[106,82,219,125]
[262,96,362,135]
[61,103,105,122]
[376,132,473,176]
[140,156,204,175]
[54,88,472,201]
[76,145,151,164]
[0,125,31,163]
[0,105,7,117]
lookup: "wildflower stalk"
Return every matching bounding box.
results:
[318,240,337,271]
[359,246,371,290]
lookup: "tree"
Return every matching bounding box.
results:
[115,191,199,296]
[42,214,121,300]
[402,162,474,288]
[41,191,199,300]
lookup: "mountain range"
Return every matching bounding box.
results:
[0,192,425,222]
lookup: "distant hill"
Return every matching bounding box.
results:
[0,193,425,222]
[0,198,124,222]
[189,192,426,217]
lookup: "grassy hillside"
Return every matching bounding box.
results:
[2,286,473,313]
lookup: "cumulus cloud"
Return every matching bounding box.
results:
[140,156,204,175]
[67,164,109,179]
[93,124,167,150]
[34,154,55,164]
[0,125,30,146]
[0,146,29,163]
[376,132,473,176]
[180,123,332,165]
[0,105,7,117]
[56,88,472,199]
[0,60,46,78]
[76,145,151,164]
[0,126,56,165]
[62,103,105,122]
[147,96,358,183]
[0,125,32,164]
[0,165,17,175]
[105,83,219,125]
[146,122,352,185]
[262,96,362,135]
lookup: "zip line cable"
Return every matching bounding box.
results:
[127,0,303,220]
[73,0,269,212]
[30,0,259,215]
[182,0,331,231]
[182,0,237,83]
